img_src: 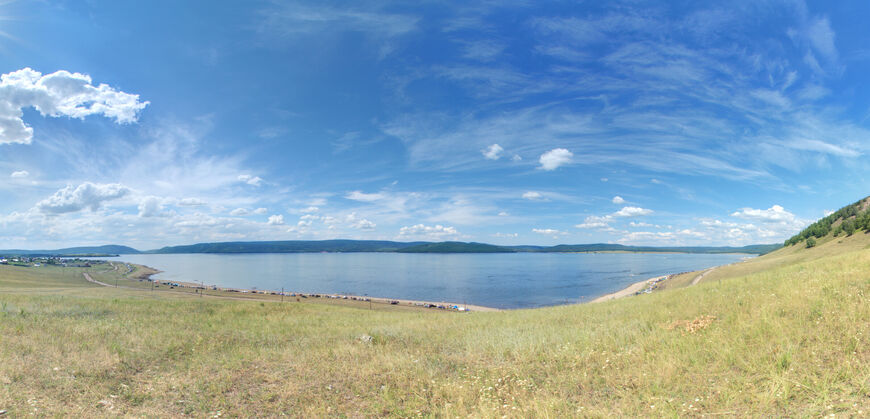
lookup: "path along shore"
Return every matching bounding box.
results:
[588,275,670,303]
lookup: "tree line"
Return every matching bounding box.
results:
[784,198,870,247]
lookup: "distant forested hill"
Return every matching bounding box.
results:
[397,242,515,253]
[149,240,427,254]
[1,240,780,256]
[0,245,140,256]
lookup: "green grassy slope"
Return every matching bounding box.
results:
[2,235,870,416]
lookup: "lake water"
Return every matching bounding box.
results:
[105,252,748,309]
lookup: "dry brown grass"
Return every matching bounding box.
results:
[666,315,717,334]
[3,239,870,416]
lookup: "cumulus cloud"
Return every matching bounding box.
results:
[532,228,566,237]
[230,208,250,216]
[0,68,148,145]
[253,208,268,215]
[351,219,376,230]
[36,182,130,214]
[612,196,625,204]
[10,170,28,178]
[399,223,459,239]
[300,206,319,213]
[267,214,285,225]
[613,206,653,217]
[575,215,612,229]
[538,148,572,170]
[482,143,504,160]
[522,191,543,200]
[138,196,165,218]
[345,212,376,230]
[731,205,796,223]
[237,174,263,186]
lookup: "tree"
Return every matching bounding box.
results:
[844,220,856,236]
[806,237,817,248]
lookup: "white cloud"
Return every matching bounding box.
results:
[36,182,130,215]
[511,154,522,162]
[492,232,518,238]
[522,191,543,200]
[253,208,268,215]
[10,170,28,178]
[138,196,166,218]
[613,206,653,217]
[139,196,175,218]
[258,3,418,58]
[575,215,612,229]
[612,196,626,204]
[538,148,573,171]
[237,174,263,186]
[346,190,384,202]
[177,197,206,206]
[782,138,859,157]
[399,223,459,239]
[806,17,837,62]
[0,68,148,145]
[629,221,656,228]
[351,218,376,230]
[230,208,249,216]
[731,205,796,223]
[267,214,285,225]
[300,206,320,213]
[532,228,566,237]
[482,143,504,160]
[498,211,509,217]
[345,212,376,230]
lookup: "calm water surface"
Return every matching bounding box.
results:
[108,252,749,309]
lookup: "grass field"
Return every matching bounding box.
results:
[2,233,870,417]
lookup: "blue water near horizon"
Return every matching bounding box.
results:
[102,252,749,309]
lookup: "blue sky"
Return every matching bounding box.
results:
[1,0,869,249]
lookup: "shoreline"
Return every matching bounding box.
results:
[120,262,500,312]
[113,259,739,311]
[588,275,670,303]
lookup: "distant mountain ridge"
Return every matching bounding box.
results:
[0,245,141,256]
[149,240,427,254]
[0,240,781,256]
[397,242,515,253]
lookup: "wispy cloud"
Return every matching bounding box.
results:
[257,3,418,57]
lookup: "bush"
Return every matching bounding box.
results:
[806,237,817,248]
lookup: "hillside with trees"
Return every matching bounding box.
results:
[784,197,870,247]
